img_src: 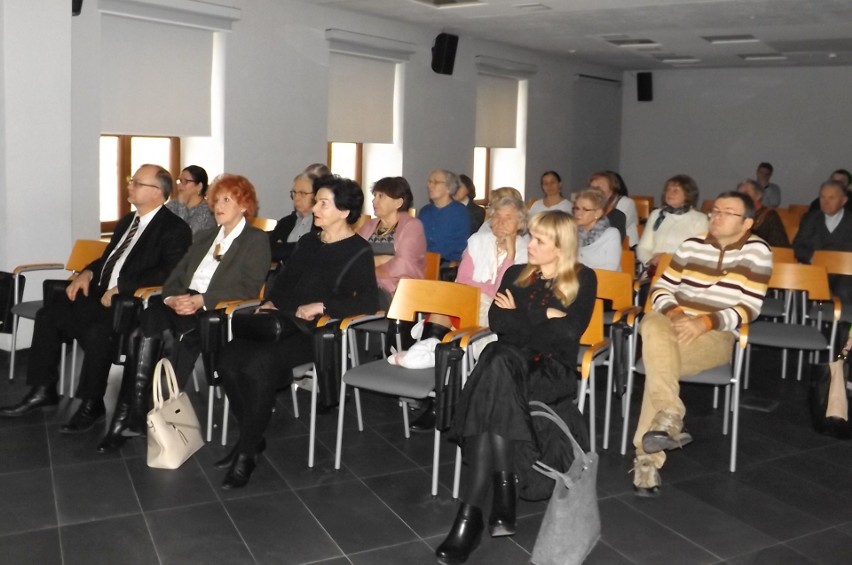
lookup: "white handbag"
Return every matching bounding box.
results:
[146,358,205,469]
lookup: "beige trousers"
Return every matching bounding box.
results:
[633,310,734,468]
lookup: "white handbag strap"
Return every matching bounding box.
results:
[151,358,180,408]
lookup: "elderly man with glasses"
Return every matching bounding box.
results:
[269,164,328,267]
[631,191,772,497]
[0,164,192,434]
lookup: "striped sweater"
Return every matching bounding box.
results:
[650,232,773,332]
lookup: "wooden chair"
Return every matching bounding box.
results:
[576,299,610,453]
[424,251,441,281]
[745,263,838,383]
[9,239,109,385]
[787,204,811,220]
[773,208,801,243]
[771,246,796,264]
[593,269,641,450]
[808,250,852,323]
[335,279,484,495]
[250,217,277,231]
[630,196,654,225]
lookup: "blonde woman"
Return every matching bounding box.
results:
[436,211,597,565]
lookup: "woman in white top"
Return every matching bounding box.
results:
[572,187,621,271]
[589,170,639,247]
[529,171,572,215]
[636,174,708,275]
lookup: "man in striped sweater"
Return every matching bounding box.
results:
[632,191,772,497]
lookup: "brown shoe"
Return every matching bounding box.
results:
[641,411,693,453]
[631,456,661,498]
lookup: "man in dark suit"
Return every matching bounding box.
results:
[794,180,852,303]
[0,164,192,432]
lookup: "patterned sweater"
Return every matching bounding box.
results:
[650,232,773,332]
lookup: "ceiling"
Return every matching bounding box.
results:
[312,0,852,70]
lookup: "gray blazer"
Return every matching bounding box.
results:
[163,223,271,310]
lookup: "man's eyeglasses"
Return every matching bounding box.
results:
[126,176,160,190]
[707,209,744,219]
[290,190,313,199]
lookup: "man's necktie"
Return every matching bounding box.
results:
[99,216,140,286]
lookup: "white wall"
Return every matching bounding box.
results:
[619,67,852,205]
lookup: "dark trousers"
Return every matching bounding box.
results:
[138,296,204,389]
[27,292,114,400]
[218,333,313,455]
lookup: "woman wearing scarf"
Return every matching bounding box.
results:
[636,174,708,276]
[455,196,528,326]
[572,187,622,271]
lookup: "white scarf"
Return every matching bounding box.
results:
[467,230,529,283]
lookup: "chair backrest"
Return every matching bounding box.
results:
[810,250,852,277]
[388,279,479,328]
[250,217,278,231]
[643,253,674,312]
[580,299,605,345]
[630,196,653,223]
[773,208,801,242]
[408,208,417,218]
[700,199,715,214]
[594,269,634,311]
[787,204,811,220]
[766,262,831,300]
[620,248,635,275]
[424,252,441,281]
[771,246,797,264]
[66,239,109,273]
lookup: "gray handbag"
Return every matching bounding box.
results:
[529,401,601,565]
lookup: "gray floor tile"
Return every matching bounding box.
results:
[53,459,141,525]
[60,514,159,565]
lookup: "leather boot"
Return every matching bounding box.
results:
[96,363,136,453]
[435,503,483,565]
[121,335,163,437]
[488,471,517,537]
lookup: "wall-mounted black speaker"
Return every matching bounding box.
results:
[431,33,458,75]
[637,72,653,102]
[72,0,83,16]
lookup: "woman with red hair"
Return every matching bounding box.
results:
[96,173,271,453]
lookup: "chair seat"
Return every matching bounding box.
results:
[11,299,43,320]
[635,357,734,386]
[343,360,434,399]
[749,321,828,350]
[758,296,785,319]
[577,343,609,367]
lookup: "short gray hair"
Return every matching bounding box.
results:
[436,169,460,197]
[488,196,528,233]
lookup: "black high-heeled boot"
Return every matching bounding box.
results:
[488,471,517,536]
[121,335,163,437]
[435,503,483,565]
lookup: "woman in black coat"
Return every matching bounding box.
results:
[215,175,379,490]
[436,211,597,565]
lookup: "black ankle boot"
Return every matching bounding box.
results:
[421,322,451,340]
[488,471,517,537]
[435,503,483,565]
[122,335,163,437]
[409,399,436,433]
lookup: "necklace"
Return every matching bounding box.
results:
[376,221,397,238]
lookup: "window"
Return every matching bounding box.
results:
[99,135,179,234]
[327,142,363,186]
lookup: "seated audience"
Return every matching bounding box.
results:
[167,165,217,234]
[358,176,426,308]
[419,169,470,264]
[97,174,271,452]
[636,174,708,276]
[756,161,781,208]
[737,179,789,247]
[455,174,486,235]
[436,211,596,565]
[632,192,771,498]
[794,180,852,303]
[529,170,572,215]
[216,175,378,489]
[269,163,328,266]
[590,170,636,246]
[0,165,192,428]
[572,187,621,271]
[456,195,528,327]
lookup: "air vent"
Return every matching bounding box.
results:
[739,53,787,61]
[605,38,661,49]
[702,35,759,45]
[653,55,700,64]
[410,0,482,8]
